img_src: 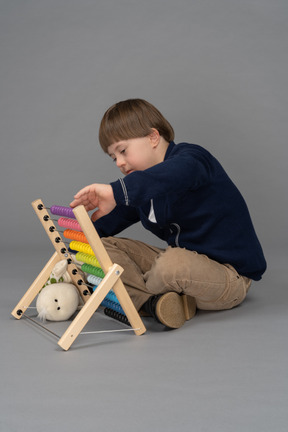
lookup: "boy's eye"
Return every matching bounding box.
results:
[111,148,126,162]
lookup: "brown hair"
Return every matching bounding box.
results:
[98,99,174,152]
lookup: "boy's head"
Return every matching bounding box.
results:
[99,99,174,153]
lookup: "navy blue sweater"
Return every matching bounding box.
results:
[94,141,266,281]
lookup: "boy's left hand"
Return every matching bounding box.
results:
[70,183,116,222]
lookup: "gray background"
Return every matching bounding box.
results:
[1,1,287,431]
[1,0,287,254]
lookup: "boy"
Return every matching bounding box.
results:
[70,99,266,329]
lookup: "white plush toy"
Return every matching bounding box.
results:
[36,282,79,322]
[36,259,83,321]
[42,259,73,286]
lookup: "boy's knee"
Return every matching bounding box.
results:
[150,247,198,274]
[101,236,117,247]
[101,237,126,263]
[147,247,178,275]
[144,247,193,295]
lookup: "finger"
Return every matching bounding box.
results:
[70,198,90,208]
[70,192,99,209]
[91,209,106,222]
[73,185,95,199]
[70,199,80,208]
[91,210,99,222]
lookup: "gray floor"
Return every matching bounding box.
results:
[1,247,287,432]
[1,1,287,430]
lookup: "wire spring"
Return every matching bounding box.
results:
[75,252,101,268]
[81,263,105,278]
[58,217,82,232]
[104,308,130,326]
[70,241,94,256]
[102,297,125,314]
[103,291,125,311]
[50,205,76,219]
[87,274,103,287]
[63,229,88,244]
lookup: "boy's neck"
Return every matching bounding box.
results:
[158,137,170,162]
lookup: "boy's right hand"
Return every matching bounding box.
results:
[70,184,116,222]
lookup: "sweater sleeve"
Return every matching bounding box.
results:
[93,204,140,237]
[111,147,214,207]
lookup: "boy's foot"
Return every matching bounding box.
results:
[142,292,197,329]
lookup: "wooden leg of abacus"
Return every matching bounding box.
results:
[58,263,124,350]
[72,205,146,337]
[11,252,60,319]
[109,278,145,335]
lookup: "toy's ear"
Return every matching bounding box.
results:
[36,283,79,322]
[52,259,68,278]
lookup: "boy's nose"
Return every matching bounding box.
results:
[116,156,125,168]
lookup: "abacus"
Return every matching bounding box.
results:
[11,199,146,350]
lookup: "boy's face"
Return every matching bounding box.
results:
[107,133,162,176]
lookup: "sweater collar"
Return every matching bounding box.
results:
[164,141,176,160]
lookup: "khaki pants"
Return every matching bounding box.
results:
[102,237,251,311]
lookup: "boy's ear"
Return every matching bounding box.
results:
[149,128,160,147]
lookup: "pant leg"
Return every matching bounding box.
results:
[144,246,251,310]
[101,237,163,310]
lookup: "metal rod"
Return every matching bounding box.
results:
[80,328,140,335]
[22,314,139,338]
[23,314,61,339]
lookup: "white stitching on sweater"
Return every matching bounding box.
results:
[119,178,129,206]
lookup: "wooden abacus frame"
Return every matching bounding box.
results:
[11,199,146,350]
